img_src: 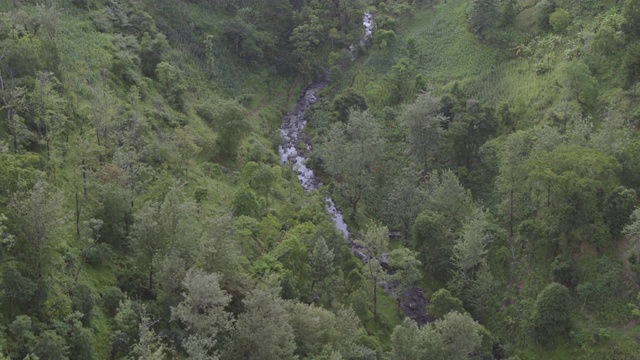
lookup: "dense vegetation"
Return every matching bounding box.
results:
[1,0,640,358]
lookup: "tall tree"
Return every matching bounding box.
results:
[171,269,233,359]
[356,223,389,322]
[320,110,385,218]
[31,72,68,175]
[468,0,499,36]
[624,209,640,265]
[530,282,572,345]
[309,237,334,291]
[449,208,492,300]
[399,93,446,175]
[0,67,27,153]
[173,127,201,183]
[387,247,422,296]
[225,280,296,360]
[9,179,64,278]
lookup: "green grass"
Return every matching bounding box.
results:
[401,0,497,84]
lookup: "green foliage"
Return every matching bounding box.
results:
[550,254,576,288]
[468,0,500,35]
[232,184,258,217]
[603,186,637,238]
[102,286,124,317]
[140,32,168,78]
[389,312,484,359]
[428,288,465,319]
[72,284,95,327]
[535,0,557,31]
[530,282,572,345]
[319,110,385,218]
[558,59,599,108]
[549,8,571,32]
[156,61,187,111]
[1,265,38,307]
[622,0,640,38]
[332,88,368,122]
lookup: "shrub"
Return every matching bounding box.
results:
[549,9,571,32]
[102,286,125,317]
[531,282,571,344]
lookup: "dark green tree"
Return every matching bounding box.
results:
[468,0,499,36]
[531,282,572,344]
[428,288,465,319]
[603,186,637,237]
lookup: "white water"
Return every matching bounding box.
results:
[349,11,375,59]
[278,83,352,241]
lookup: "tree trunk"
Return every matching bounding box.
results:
[509,189,514,237]
[373,279,378,322]
[75,186,81,238]
[82,157,87,199]
[148,259,153,291]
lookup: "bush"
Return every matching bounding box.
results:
[531,282,571,344]
[85,243,115,267]
[72,284,95,327]
[102,286,125,317]
[549,9,571,32]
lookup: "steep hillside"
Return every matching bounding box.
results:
[2,0,640,359]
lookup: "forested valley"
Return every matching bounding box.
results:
[1,0,640,358]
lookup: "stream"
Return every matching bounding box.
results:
[278,13,431,326]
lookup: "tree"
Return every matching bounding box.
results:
[399,93,446,175]
[130,307,167,360]
[31,71,68,175]
[496,130,533,239]
[332,89,367,123]
[603,186,637,238]
[387,247,422,296]
[624,41,640,93]
[428,288,465,319]
[389,319,423,360]
[468,0,499,36]
[9,179,64,278]
[0,70,27,153]
[389,311,483,359]
[309,237,334,291]
[422,170,476,232]
[130,202,163,291]
[232,184,258,217]
[130,187,198,292]
[290,15,325,73]
[74,218,103,285]
[426,311,483,359]
[559,59,598,108]
[526,145,620,247]
[140,32,168,78]
[449,208,492,299]
[412,211,451,281]
[320,110,385,218]
[384,167,424,239]
[197,214,253,296]
[156,61,186,111]
[356,223,389,322]
[213,100,250,159]
[549,8,571,32]
[173,127,201,183]
[72,284,96,327]
[226,281,296,360]
[622,0,640,38]
[624,209,640,265]
[530,282,572,344]
[172,269,233,359]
